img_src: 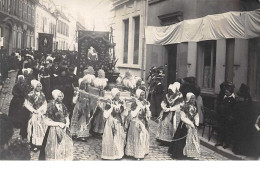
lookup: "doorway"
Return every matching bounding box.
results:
[4,24,12,55]
[166,44,177,86]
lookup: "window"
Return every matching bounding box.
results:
[133,16,140,65]
[197,40,216,89]
[23,2,27,20]
[13,29,17,49]
[31,6,35,24]
[19,1,22,18]
[27,5,31,22]
[123,19,129,64]
[17,30,21,49]
[225,39,235,82]
[248,37,260,98]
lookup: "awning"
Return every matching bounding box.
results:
[145,9,260,45]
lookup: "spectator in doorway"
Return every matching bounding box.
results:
[215,82,236,149]
[232,83,253,156]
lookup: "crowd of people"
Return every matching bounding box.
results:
[147,66,260,159]
[1,48,260,160]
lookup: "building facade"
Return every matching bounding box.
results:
[0,0,37,55]
[35,0,85,52]
[111,0,147,78]
[35,0,56,51]
[146,0,260,110]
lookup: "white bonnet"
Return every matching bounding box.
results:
[111,88,120,98]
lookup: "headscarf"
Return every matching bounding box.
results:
[87,66,95,75]
[168,82,180,93]
[136,89,144,99]
[186,92,195,102]
[22,68,28,74]
[31,80,41,89]
[27,68,33,74]
[98,69,105,78]
[111,88,120,99]
[52,89,63,100]
[18,75,24,81]
[83,69,89,76]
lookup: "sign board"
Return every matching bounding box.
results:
[38,33,53,54]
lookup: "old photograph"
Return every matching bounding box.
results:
[0,0,260,162]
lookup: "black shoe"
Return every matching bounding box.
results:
[223,144,230,149]
[215,143,223,147]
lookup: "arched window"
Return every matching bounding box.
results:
[12,25,17,49]
[17,26,22,49]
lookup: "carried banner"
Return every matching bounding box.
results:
[38,33,53,54]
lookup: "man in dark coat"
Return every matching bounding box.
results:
[0,47,9,84]
[216,82,236,149]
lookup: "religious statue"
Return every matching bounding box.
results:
[43,38,48,46]
[87,46,98,61]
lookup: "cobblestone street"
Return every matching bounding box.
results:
[1,71,227,161]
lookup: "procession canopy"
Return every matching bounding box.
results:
[145,9,260,45]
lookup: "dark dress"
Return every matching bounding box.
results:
[49,66,60,90]
[39,68,51,100]
[168,120,188,159]
[8,82,27,129]
[216,95,236,146]
[149,80,164,117]
[232,99,252,155]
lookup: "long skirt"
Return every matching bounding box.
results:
[39,126,73,160]
[101,116,126,160]
[8,96,25,128]
[125,119,149,159]
[70,100,91,138]
[149,93,164,117]
[168,121,187,159]
[89,105,105,135]
[40,77,51,100]
[183,127,200,158]
[156,111,174,142]
[27,113,46,146]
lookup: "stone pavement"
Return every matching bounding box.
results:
[1,70,227,161]
[28,119,227,161]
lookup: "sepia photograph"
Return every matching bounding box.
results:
[0,0,260,165]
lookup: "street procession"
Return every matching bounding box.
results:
[0,0,260,162]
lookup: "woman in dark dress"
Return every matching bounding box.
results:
[8,75,27,128]
[232,84,252,156]
[168,92,200,159]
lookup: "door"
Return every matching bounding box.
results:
[166,44,177,86]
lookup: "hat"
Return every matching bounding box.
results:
[186,92,195,102]
[168,82,180,93]
[18,75,24,80]
[52,89,63,100]
[31,80,41,89]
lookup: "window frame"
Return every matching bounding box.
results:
[133,15,140,65]
[248,37,260,100]
[197,40,217,92]
[123,18,129,64]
